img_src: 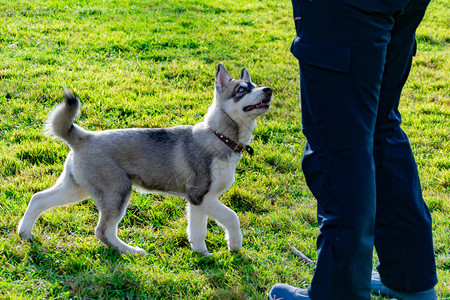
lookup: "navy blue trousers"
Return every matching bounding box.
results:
[290,0,438,299]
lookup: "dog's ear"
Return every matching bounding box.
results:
[240,67,251,82]
[215,64,232,92]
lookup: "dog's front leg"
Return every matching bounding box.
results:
[186,203,210,256]
[200,195,243,252]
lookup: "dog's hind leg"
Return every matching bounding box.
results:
[93,187,145,255]
[18,161,89,240]
[199,194,243,252]
[186,203,210,255]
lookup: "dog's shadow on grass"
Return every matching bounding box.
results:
[25,237,60,267]
[22,237,264,297]
[24,235,122,270]
[189,251,267,295]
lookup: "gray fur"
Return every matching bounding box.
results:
[44,88,86,148]
[18,64,272,255]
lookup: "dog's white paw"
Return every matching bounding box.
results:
[226,231,243,252]
[190,240,210,256]
[194,250,212,257]
[17,219,34,241]
[121,246,147,256]
[18,231,34,241]
[228,242,242,252]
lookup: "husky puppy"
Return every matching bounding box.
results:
[17,64,272,255]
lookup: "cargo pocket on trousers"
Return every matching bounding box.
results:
[290,36,351,73]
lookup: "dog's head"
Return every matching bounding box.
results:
[214,64,272,122]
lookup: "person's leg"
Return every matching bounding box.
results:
[373,0,438,293]
[302,146,376,300]
[289,1,400,298]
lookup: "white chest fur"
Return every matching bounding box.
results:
[209,155,241,196]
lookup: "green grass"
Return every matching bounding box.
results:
[0,0,449,298]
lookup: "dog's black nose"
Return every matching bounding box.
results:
[263,87,272,95]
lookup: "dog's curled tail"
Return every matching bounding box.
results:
[45,88,86,148]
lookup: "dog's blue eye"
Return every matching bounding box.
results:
[238,87,246,93]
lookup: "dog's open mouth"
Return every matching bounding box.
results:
[243,102,270,112]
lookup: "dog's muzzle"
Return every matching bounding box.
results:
[243,87,272,112]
